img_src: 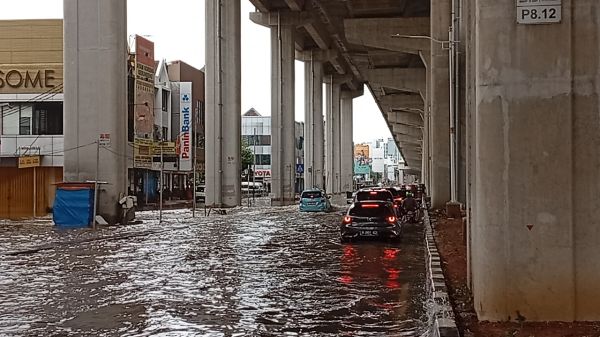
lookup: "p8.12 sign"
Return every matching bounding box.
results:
[517,0,561,25]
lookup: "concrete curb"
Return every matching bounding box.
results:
[424,209,460,337]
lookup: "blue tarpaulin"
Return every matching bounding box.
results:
[53,188,94,228]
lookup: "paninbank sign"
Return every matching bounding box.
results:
[179,82,193,171]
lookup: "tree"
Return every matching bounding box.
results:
[241,140,254,170]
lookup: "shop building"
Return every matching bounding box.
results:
[0,20,64,219]
[242,108,304,194]
[0,26,206,218]
[127,37,206,206]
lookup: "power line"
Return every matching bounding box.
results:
[43,141,97,156]
[1,83,64,119]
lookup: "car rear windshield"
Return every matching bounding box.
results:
[385,188,401,197]
[355,190,393,202]
[302,191,322,198]
[349,203,393,217]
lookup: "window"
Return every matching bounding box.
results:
[198,101,205,127]
[2,105,19,135]
[162,90,169,112]
[349,203,394,217]
[301,191,322,199]
[255,154,271,165]
[243,135,271,146]
[32,102,63,135]
[0,102,64,135]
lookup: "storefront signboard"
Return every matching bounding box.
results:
[179,82,193,171]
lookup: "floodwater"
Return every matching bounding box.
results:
[0,204,427,336]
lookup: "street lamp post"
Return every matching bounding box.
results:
[391,28,460,203]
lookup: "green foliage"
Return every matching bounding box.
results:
[241,140,254,169]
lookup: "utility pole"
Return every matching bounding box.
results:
[93,140,99,229]
[253,128,257,202]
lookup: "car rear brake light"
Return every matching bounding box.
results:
[369,191,378,195]
[362,204,380,208]
[387,216,396,223]
[343,216,352,224]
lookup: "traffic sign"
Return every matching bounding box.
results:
[99,133,111,147]
[296,164,304,174]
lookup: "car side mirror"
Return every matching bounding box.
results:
[327,195,331,199]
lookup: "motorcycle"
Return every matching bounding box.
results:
[403,210,419,224]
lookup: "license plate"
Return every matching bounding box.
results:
[360,230,378,237]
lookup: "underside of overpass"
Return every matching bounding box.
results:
[250,0,430,174]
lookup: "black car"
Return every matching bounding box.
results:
[383,187,405,215]
[353,189,394,204]
[340,201,403,243]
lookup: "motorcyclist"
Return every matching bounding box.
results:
[402,192,419,220]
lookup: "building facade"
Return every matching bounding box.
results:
[242,108,304,194]
[0,20,64,219]
[0,26,205,218]
[127,38,206,206]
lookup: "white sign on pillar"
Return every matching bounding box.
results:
[179,82,193,171]
[516,0,561,24]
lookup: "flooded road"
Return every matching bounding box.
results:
[0,204,427,336]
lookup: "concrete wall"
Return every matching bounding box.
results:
[472,0,600,321]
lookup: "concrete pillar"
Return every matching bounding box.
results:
[324,76,341,196]
[63,0,127,224]
[303,55,324,191]
[340,91,354,194]
[270,23,296,206]
[205,0,241,207]
[472,0,600,321]
[430,0,451,208]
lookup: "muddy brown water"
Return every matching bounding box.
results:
[0,206,427,336]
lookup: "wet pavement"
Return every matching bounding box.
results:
[0,204,427,336]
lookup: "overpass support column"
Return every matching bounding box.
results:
[341,90,360,195]
[206,0,241,207]
[270,19,296,206]
[303,55,324,191]
[63,0,127,223]
[430,0,451,208]
[473,0,600,322]
[324,76,341,196]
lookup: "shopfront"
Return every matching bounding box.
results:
[0,19,64,219]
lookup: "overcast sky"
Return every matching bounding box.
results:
[1,0,392,143]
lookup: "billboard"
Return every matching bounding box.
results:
[135,35,155,68]
[179,82,193,171]
[134,35,156,138]
[354,144,370,164]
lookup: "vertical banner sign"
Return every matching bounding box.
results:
[179,82,193,171]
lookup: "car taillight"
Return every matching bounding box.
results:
[387,216,396,223]
[343,216,352,224]
[362,204,379,208]
[369,191,377,195]
[395,197,403,202]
